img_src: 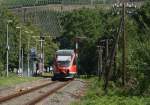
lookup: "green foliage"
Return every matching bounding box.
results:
[61,1,150,96]
[43,34,59,66]
[0,6,20,71]
[61,8,107,74]
[0,61,4,76]
[0,6,58,75]
[126,1,150,96]
[72,78,150,105]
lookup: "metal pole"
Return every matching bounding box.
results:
[42,40,44,72]
[6,23,9,77]
[16,26,22,76]
[21,48,24,76]
[19,28,22,75]
[40,37,44,72]
[40,39,42,72]
[28,36,30,77]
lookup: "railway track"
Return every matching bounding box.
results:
[0,80,72,105]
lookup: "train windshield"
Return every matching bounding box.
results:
[57,61,70,67]
[57,56,71,67]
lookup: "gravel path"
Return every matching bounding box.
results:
[37,79,88,105]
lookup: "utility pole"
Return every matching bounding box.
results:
[6,20,12,77]
[97,46,103,80]
[104,16,123,93]
[122,2,127,86]
[121,0,137,86]
[111,1,136,87]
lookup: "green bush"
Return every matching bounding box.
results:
[0,61,4,76]
[72,78,150,105]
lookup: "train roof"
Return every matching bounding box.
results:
[56,49,74,55]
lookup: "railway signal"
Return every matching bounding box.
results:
[32,35,56,75]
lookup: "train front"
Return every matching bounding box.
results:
[52,50,77,80]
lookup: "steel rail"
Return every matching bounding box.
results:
[0,81,57,103]
[24,80,71,105]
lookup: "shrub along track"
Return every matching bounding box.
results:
[0,80,72,105]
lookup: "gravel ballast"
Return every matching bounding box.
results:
[37,79,87,105]
[0,78,87,105]
[0,78,52,97]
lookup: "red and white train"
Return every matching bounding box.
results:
[52,49,77,80]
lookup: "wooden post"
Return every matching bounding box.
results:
[97,46,103,80]
[122,2,127,86]
[100,46,103,79]
[104,16,123,93]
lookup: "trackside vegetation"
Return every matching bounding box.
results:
[0,5,58,76]
[72,78,150,105]
[0,73,41,87]
[61,1,150,104]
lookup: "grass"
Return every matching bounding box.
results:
[42,72,53,77]
[72,77,150,105]
[0,73,41,87]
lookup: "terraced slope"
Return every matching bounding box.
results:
[2,0,117,8]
